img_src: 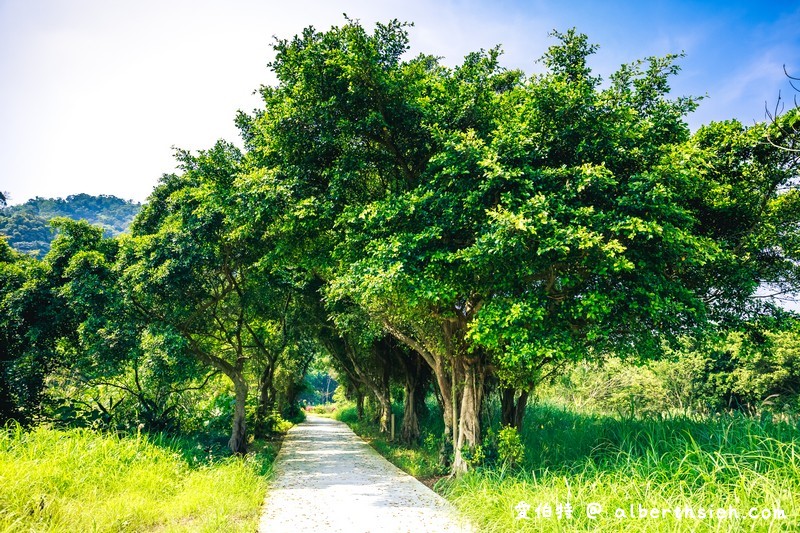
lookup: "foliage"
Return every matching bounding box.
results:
[0,211,52,255]
[546,358,684,417]
[496,426,524,468]
[543,327,800,416]
[0,18,798,476]
[118,141,302,453]
[251,410,296,434]
[279,21,798,472]
[0,241,40,422]
[331,402,360,424]
[332,384,349,405]
[694,329,800,412]
[298,369,339,405]
[0,219,123,425]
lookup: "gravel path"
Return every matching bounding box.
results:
[258,415,472,532]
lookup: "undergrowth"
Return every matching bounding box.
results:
[336,400,800,532]
[0,424,276,532]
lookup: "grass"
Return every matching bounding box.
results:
[0,424,276,532]
[331,402,446,479]
[336,400,800,532]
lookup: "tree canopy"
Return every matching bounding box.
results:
[233,21,798,471]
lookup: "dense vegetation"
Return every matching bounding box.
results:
[1,18,799,531]
[0,194,141,256]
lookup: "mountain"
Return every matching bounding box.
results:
[0,194,141,256]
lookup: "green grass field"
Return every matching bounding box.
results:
[4,401,797,532]
[0,424,273,532]
[336,402,800,532]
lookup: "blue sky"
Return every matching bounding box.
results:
[1,0,798,205]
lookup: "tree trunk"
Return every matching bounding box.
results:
[414,374,429,420]
[229,376,248,455]
[356,390,365,420]
[376,388,391,433]
[399,352,430,445]
[381,319,475,469]
[185,339,250,455]
[432,363,455,466]
[452,358,486,474]
[255,362,275,437]
[400,381,420,444]
[335,335,392,432]
[500,387,529,431]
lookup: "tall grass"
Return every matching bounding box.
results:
[440,403,800,532]
[330,396,799,531]
[0,424,271,532]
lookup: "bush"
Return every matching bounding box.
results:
[698,330,800,412]
[267,412,295,433]
[540,328,800,418]
[497,425,524,468]
[281,401,306,424]
[332,384,348,404]
[333,402,360,423]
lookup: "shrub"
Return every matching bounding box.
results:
[332,384,349,404]
[333,402,360,423]
[497,425,524,468]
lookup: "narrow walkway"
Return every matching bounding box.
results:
[258,415,471,532]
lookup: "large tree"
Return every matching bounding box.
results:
[239,19,522,469]
[327,28,713,471]
[119,141,298,453]
[0,237,34,422]
[241,21,799,473]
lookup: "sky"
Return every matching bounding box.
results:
[1,0,799,206]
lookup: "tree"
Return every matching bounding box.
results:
[239,19,524,470]
[327,27,719,471]
[684,118,799,318]
[0,218,117,424]
[120,143,258,452]
[236,19,441,436]
[247,21,799,473]
[0,237,33,422]
[47,19,784,472]
[54,245,210,432]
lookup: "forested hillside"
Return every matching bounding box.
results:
[0,194,141,255]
